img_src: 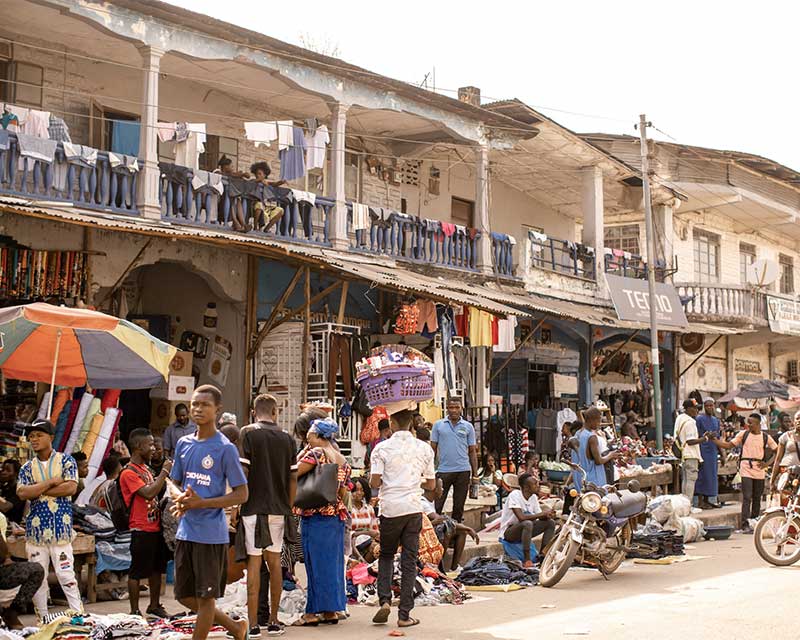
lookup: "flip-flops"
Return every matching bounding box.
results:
[398,618,420,628]
[372,604,391,625]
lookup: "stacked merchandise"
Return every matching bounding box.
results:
[457,556,538,587]
[0,376,37,424]
[627,531,685,560]
[0,244,88,301]
[356,346,435,410]
[348,559,468,607]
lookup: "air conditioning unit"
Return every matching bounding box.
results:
[788,360,798,384]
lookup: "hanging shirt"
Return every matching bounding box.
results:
[351,203,370,230]
[495,316,517,352]
[305,124,329,170]
[48,115,71,143]
[416,300,438,334]
[111,120,140,157]
[245,121,278,148]
[468,308,494,347]
[21,109,51,138]
[277,120,294,151]
[279,126,307,181]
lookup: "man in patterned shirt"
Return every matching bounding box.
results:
[17,419,82,618]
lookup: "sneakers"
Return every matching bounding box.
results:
[740,526,754,535]
[266,623,285,636]
[249,627,262,638]
[146,605,170,620]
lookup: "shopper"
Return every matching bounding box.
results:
[695,398,723,509]
[150,435,165,476]
[716,413,778,533]
[370,409,435,628]
[164,403,197,456]
[89,455,122,510]
[675,399,705,505]
[574,408,619,488]
[238,394,297,637]
[0,511,44,629]
[16,419,83,618]
[431,398,478,522]
[499,473,555,567]
[71,451,89,503]
[0,460,24,524]
[121,428,173,618]
[771,411,800,492]
[365,419,391,468]
[294,418,351,627]
[171,385,249,640]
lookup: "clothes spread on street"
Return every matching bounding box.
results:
[279,126,307,181]
[457,556,537,586]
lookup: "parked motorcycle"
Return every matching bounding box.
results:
[754,464,800,566]
[539,465,646,587]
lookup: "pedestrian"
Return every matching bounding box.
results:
[0,511,44,629]
[89,455,122,510]
[164,403,197,457]
[16,419,83,618]
[574,408,619,488]
[121,428,173,618]
[370,409,435,628]
[0,460,24,524]
[499,473,556,567]
[431,398,478,522]
[237,394,297,637]
[695,398,723,509]
[365,419,391,468]
[715,413,778,533]
[674,399,705,505]
[771,411,800,493]
[170,385,249,640]
[71,451,89,503]
[150,435,166,476]
[294,417,350,627]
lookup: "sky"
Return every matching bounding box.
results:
[166,0,800,171]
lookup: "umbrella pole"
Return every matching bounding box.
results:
[47,329,62,419]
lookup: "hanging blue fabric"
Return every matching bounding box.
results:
[111,120,140,156]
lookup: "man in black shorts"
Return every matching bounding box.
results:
[171,385,249,640]
[120,429,173,618]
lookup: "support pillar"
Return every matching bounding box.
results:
[653,203,675,280]
[581,166,605,288]
[475,144,493,274]
[329,102,350,250]
[137,46,164,220]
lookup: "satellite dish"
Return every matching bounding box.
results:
[747,259,779,287]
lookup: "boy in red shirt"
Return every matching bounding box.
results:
[120,428,173,618]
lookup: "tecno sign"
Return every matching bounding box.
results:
[605,274,689,328]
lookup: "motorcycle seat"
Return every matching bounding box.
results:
[608,490,646,518]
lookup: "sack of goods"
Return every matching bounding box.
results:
[355,345,434,406]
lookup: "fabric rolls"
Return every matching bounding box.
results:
[75,398,102,451]
[81,413,105,457]
[37,393,50,421]
[100,389,121,413]
[59,390,84,452]
[48,388,71,422]
[86,408,120,484]
[63,393,95,453]
[52,400,72,451]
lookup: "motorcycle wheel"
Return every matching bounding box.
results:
[599,522,632,575]
[539,529,580,588]
[754,510,800,566]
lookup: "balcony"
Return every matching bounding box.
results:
[604,250,668,282]
[527,231,596,280]
[0,132,139,215]
[675,282,769,325]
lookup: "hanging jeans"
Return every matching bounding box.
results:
[440,313,454,396]
[328,333,353,401]
[452,344,474,407]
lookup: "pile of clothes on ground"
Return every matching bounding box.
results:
[457,556,538,588]
[72,506,131,599]
[645,494,705,542]
[627,530,685,559]
[217,575,307,626]
[346,560,468,607]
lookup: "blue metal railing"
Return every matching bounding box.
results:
[529,231,596,280]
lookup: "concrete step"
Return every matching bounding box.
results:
[694,502,742,529]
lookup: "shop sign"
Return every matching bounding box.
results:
[605,274,688,328]
[767,296,800,337]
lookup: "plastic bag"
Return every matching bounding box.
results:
[647,495,675,525]
[676,516,705,542]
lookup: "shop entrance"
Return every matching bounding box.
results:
[528,363,558,410]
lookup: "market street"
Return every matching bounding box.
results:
[71,537,793,640]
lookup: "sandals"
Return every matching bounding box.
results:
[398,617,420,628]
[292,616,320,627]
[372,604,391,625]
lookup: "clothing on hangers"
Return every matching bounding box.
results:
[328,333,353,401]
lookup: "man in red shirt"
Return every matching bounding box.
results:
[120,428,173,618]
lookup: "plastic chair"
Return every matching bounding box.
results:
[499,538,537,563]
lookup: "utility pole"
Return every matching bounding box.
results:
[639,114,663,449]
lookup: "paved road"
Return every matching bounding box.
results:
[77,536,796,640]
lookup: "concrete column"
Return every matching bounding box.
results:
[329,102,350,250]
[475,144,493,274]
[581,166,604,286]
[137,46,164,221]
[653,203,675,280]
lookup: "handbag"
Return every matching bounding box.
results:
[352,384,374,419]
[294,449,340,510]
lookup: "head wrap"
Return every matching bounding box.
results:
[309,417,340,440]
[703,397,715,405]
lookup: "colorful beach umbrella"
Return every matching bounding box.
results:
[0,303,177,401]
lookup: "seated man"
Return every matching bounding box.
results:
[499,473,556,568]
[421,479,479,572]
[0,512,44,628]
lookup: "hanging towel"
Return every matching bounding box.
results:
[351,203,370,230]
[156,121,177,142]
[441,222,456,237]
[290,189,316,205]
[110,120,140,156]
[245,121,278,147]
[277,120,294,151]
[191,169,224,194]
[16,133,58,164]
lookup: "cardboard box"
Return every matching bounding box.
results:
[150,374,196,401]
[169,351,193,377]
[151,398,184,431]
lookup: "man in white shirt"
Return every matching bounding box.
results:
[675,399,707,505]
[499,474,555,567]
[370,409,435,629]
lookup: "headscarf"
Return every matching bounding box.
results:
[703,397,715,405]
[309,417,340,441]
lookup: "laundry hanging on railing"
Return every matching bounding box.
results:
[108,152,139,172]
[305,124,329,169]
[279,126,307,181]
[16,133,58,165]
[290,189,316,205]
[2,104,51,138]
[351,203,370,230]
[191,169,224,195]
[174,123,206,171]
[52,143,99,191]
[48,115,71,143]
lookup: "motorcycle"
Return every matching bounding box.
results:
[754,464,800,566]
[539,465,647,588]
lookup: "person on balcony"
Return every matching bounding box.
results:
[215,156,251,232]
[250,162,285,233]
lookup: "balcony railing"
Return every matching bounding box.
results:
[528,231,596,280]
[676,283,768,323]
[491,232,516,277]
[604,250,668,282]
[350,208,480,271]
[0,132,139,215]
[160,165,333,245]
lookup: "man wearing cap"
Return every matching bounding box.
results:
[674,400,707,505]
[695,398,723,509]
[16,419,83,617]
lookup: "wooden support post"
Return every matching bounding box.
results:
[337,280,349,325]
[489,317,546,385]
[83,228,93,306]
[244,255,257,411]
[95,238,152,308]
[269,281,343,334]
[247,268,303,359]
[302,267,311,402]
[678,335,723,379]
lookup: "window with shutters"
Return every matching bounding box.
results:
[780,254,794,294]
[604,225,641,254]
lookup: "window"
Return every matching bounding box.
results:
[451,197,474,227]
[780,254,794,294]
[604,225,640,254]
[0,61,43,107]
[693,230,720,283]
[199,135,238,172]
[739,243,756,284]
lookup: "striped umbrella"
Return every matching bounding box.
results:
[0,303,177,414]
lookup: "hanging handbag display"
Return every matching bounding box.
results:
[294,449,340,510]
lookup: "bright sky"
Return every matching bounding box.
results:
[166,0,800,171]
